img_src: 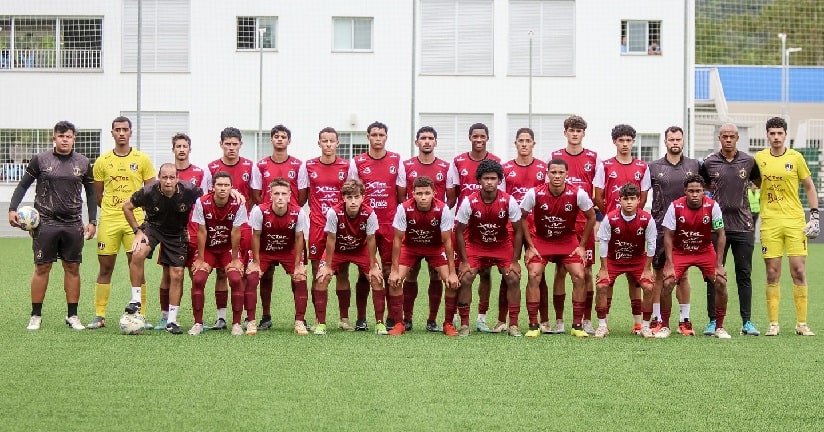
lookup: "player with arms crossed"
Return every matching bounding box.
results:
[594,183,656,338]
[187,172,248,335]
[662,175,730,339]
[521,159,596,338]
[122,164,202,334]
[454,160,524,337]
[387,176,460,335]
[88,116,155,329]
[9,121,97,330]
[313,179,385,335]
[246,178,310,335]
[754,117,819,336]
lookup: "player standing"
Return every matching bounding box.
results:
[9,121,97,330]
[754,117,819,336]
[88,116,155,329]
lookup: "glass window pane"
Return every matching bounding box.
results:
[237,17,255,49]
[259,17,276,49]
[627,21,647,53]
[333,18,353,50]
[353,18,372,50]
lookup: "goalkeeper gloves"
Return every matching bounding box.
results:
[804,208,819,239]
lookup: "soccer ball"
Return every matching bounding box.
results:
[16,206,40,231]
[119,313,147,335]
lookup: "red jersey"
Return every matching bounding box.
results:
[551,148,598,225]
[402,156,450,202]
[349,151,404,225]
[502,158,547,204]
[324,203,379,254]
[663,196,723,254]
[449,151,501,208]
[208,157,261,211]
[191,193,247,254]
[594,157,651,213]
[455,190,520,250]
[256,155,303,206]
[603,208,654,262]
[521,183,591,254]
[249,202,305,255]
[393,198,454,248]
[299,157,349,225]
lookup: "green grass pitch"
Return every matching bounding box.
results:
[2,238,822,431]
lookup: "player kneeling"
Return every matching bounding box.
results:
[594,183,656,338]
[387,176,459,336]
[246,178,310,335]
[662,175,730,339]
[521,159,595,338]
[313,179,385,335]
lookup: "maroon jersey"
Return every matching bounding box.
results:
[594,157,650,212]
[502,158,547,204]
[208,157,261,211]
[551,148,598,224]
[255,202,303,255]
[394,198,453,248]
[455,190,520,250]
[522,183,585,253]
[449,151,501,208]
[300,157,349,225]
[256,155,302,206]
[191,193,246,254]
[325,202,378,254]
[663,196,722,254]
[603,208,654,262]
[350,151,403,226]
[403,156,450,201]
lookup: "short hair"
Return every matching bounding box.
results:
[158,163,177,176]
[611,124,637,140]
[664,126,684,137]
[619,183,640,198]
[171,132,191,148]
[220,127,243,142]
[468,122,489,137]
[766,116,787,132]
[212,171,233,186]
[563,115,587,131]
[515,127,534,140]
[318,126,338,140]
[547,158,569,170]
[413,176,434,189]
[341,178,365,197]
[112,116,132,129]
[268,177,290,190]
[684,173,705,188]
[54,121,76,135]
[416,126,437,140]
[475,159,504,181]
[367,121,388,135]
[270,124,291,139]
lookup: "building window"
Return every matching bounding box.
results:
[122,0,190,72]
[636,133,660,161]
[121,111,189,167]
[240,131,268,162]
[621,20,662,55]
[0,16,102,70]
[333,17,372,52]
[237,16,277,50]
[506,114,569,162]
[418,114,495,161]
[508,0,575,77]
[420,0,494,76]
[0,128,101,183]
[338,132,369,160]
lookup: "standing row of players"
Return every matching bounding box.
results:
[12,116,818,338]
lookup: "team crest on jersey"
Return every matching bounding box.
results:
[431,218,439,226]
[609,171,618,178]
[634,172,641,181]
[179,204,187,212]
[205,213,213,219]
[637,228,645,235]
[228,213,234,220]
[437,172,444,181]
[658,172,664,178]
[679,216,685,223]
[289,170,296,179]
[242,173,250,181]
[498,210,507,218]
[408,218,416,225]
[410,171,418,178]
[36,250,43,259]
[190,178,197,185]
[564,204,573,212]
[339,223,345,229]
[263,171,270,178]
[73,167,82,176]
[474,211,482,218]
[311,171,318,179]
[703,216,710,224]
[584,162,593,172]
[265,221,272,228]
[540,203,548,211]
[338,171,345,180]
[739,169,747,179]
[130,163,138,171]
[288,221,296,229]
[97,241,105,250]
[390,166,396,174]
[508,171,517,178]
[310,245,317,255]
[363,167,372,175]
[785,163,793,171]
[359,222,367,231]
[537,172,544,181]
[613,227,621,234]
[461,169,469,176]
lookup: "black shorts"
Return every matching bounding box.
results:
[143,225,188,268]
[652,234,666,270]
[32,220,85,264]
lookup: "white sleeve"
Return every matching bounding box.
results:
[645,218,658,256]
[593,162,605,188]
[440,209,454,231]
[250,165,263,190]
[200,170,212,194]
[455,199,471,224]
[507,196,521,223]
[234,204,248,226]
[446,162,459,188]
[191,199,205,225]
[499,178,507,192]
[396,163,406,187]
[577,187,594,211]
[347,159,358,180]
[297,209,309,237]
[520,188,536,212]
[366,212,379,235]
[598,217,611,258]
[640,167,651,191]
[248,206,263,230]
[297,162,309,189]
[662,204,677,231]
[324,209,338,233]
[391,204,406,231]
[711,202,724,227]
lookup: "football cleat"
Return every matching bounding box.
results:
[640,325,655,338]
[231,323,243,336]
[550,320,566,334]
[442,322,459,337]
[655,327,671,339]
[594,325,610,339]
[86,316,106,329]
[65,316,85,330]
[188,323,204,335]
[458,325,470,337]
[338,318,355,332]
[426,320,442,332]
[258,315,273,330]
[714,327,732,339]
[165,322,183,335]
[632,323,643,335]
[246,320,257,335]
[703,319,716,336]
[154,318,168,331]
[27,315,42,331]
[293,320,309,336]
[388,322,406,336]
[374,322,388,335]
[208,318,228,331]
[507,325,522,337]
[539,321,553,334]
[795,323,815,336]
[570,327,589,338]
[765,322,780,336]
[649,318,663,334]
[124,301,141,315]
[679,321,696,336]
[582,319,596,335]
[403,319,413,332]
[525,325,541,338]
[740,321,760,336]
[475,320,491,333]
[354,319,369,331]
[490,321,508,333]
[313,323,327,335]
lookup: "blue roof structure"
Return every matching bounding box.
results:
[695,66,824,102]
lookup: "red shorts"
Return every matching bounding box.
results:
[323,250,375,276]
[307,224,327,261]
[260,251,298,275]
[201,248,232,270]
[466,243,514,272]
[235,224,252,263]
[527,252,582,266]
[529,241,581,266]
[375,224,394,265]
[672,250,717,281]
[597,259,650,287]
[399,246,448,269]
[575,220,595,266]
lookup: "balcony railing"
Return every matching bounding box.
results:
[0,48,101,70]
[1,163,27,183]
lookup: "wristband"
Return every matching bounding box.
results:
[811,208,819,218]
[132,226,140,234]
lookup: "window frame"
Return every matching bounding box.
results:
[332,17,374,53]
[620,20,662,56]
[0,16,103,71]
[508,0,576,77]
[337,131,369,160]
[236,16,278,51]
[635,133,660,162]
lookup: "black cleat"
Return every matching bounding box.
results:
[258,315,273,330]
[354,318,369,331]
[165,322,183,335]
[404,319,413,332]
[426,320,442,332]
[208,318,227,330]
[124,301,141,315]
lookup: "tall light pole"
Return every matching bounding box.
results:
[528,30,534,128]
[778,33,802,119]
[258,27,266,159]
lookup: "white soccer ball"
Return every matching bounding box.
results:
[16,206,40,231]
[119,313,147,335]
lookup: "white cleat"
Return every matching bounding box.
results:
[65,316,86,330]
[27,315,42,331]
